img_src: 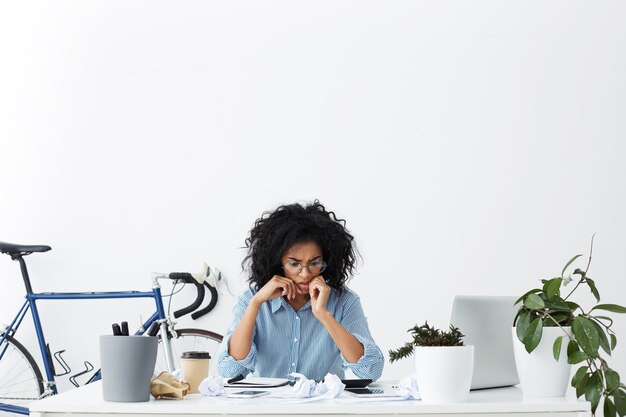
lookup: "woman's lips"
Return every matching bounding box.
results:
[297,283,309,291]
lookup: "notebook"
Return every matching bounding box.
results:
[449,295,520,390]
[225,377,292,388]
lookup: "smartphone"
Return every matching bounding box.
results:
[226,390,270,398]
[344,387,403,398]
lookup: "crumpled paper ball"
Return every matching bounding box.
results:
[396,372,420,399]
[150,371,191,399]
[198,375,225,397]
[289,372,345,398]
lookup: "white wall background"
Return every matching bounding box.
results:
[1,0,625,392]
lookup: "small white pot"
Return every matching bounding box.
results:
[511,326,572,397]
[414,345,474,404]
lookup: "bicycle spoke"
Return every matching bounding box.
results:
[0,368,37,389]
[0,335,44,404]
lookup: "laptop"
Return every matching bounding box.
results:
[449,295,520,390]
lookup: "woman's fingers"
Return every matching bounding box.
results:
[309,276,328,291]
[257,275,333,303]
[308,279,321,298]
[255,275,293,302]
[309,276,330,307]
[271,276,298,300]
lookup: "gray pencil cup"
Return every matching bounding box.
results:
[99,335,158,402]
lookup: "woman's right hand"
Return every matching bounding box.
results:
[252,275,300,303]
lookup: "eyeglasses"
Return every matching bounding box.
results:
[282,259,327,275]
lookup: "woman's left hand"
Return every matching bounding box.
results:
[309,276,331,318]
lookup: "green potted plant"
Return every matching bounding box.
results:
[389,322,474,403]
[513,237,626,416]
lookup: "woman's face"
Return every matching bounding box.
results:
[280,241,324,293]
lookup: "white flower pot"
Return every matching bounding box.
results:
[511,326,572,397]
[414,345,474,404]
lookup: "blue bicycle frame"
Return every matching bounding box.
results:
[0,243,221,416]
[0,287,167,415]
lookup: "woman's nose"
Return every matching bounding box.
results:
[299,266,313,277]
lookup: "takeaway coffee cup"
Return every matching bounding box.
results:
[180,351,211,393]
[99,335,158,402]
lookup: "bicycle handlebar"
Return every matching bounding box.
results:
[167,272,218,319]
[191,283,218,320]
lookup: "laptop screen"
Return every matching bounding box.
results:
[450,295,520,390]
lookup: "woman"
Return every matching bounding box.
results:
[217,201,384,381]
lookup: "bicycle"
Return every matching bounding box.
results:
[0,241,224,415]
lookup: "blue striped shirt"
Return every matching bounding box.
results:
[217,287,384,381]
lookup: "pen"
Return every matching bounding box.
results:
[112,323,122,336]
[121,321,129,336]
[227,374,244,384]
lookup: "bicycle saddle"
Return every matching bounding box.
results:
[0,241,51,256]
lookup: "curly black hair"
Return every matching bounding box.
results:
[242,200,359,293]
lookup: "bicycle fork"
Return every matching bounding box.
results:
[159,322,176,372]
[150,285,178,373]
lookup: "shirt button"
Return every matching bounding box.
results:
[291,362,295,366]
[295,316,299,320]
[294,338,298,343]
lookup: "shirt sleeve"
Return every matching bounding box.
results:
[216,289,258,378]
[338,291,385,381]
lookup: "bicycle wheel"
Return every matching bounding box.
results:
[155,328,223,374]
[0,334,44,404]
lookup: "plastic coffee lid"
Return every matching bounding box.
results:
[181,351,211,359]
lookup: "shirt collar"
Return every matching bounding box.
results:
[270,297,282,313]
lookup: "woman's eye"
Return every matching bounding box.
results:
[288,261,300,268]
[311,260,323,267]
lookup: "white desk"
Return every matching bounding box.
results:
[29,381,590,417]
